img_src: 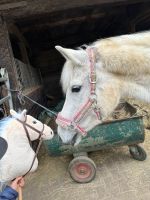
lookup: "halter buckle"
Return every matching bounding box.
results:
[90,94,97,102]
[89,73,96,84]
[68,122,76,131]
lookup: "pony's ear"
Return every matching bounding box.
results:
[10,109,27,121]
[55,46,87,66]
[19,109,27,121]
[10,109,17,116]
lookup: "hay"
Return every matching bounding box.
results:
[106,100,150,127]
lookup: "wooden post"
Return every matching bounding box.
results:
[18,187,23,200]
[0,17,18,110]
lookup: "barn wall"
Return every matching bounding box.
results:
[0,0,150,112]
[0,18,43,115]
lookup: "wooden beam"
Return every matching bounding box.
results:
[21,12,105,33]
[1,0,149,21]
[0,1,27,11]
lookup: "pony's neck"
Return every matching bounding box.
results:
[96,68,150,116]
[94,35,150,76]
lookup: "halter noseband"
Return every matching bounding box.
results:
[16,116,45,146]
[56,47,101,136]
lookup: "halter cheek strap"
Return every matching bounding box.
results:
[56,47,101,136]
[15,116,45,176]
[16,116,45,146]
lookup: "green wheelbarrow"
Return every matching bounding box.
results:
[39,102,147,183]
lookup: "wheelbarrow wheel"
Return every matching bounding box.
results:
[129,145,147,161]
[68,156,96,183]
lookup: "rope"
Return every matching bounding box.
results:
[4,87,58,116]
[22,94,57,116]
[23,138,43,177]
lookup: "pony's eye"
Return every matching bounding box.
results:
[71,85,82,93]
[32,121,37,124]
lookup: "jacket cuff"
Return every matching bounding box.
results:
[1,186,18,199]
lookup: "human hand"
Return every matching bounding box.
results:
[10,177,25,191]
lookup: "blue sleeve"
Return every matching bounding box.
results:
[0,186,18,200]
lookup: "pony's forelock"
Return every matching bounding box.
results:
[11,110,22,120]
[60,60,74,94]
[0,111,23,136]
[0,117,14,136]
[60,48,89,94]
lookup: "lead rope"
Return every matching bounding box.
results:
[18,138,43,200]
[3,86,58,117]
[23,138,43,177]
[18,117,32,147]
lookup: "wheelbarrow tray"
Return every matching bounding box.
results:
[44,115,145,156]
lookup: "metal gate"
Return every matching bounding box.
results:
[0,68,13,116]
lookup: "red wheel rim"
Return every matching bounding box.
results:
[73,163,92,179]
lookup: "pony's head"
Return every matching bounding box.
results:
[55,46,121,145]
[55,46,104,145]
[10,109,54,141]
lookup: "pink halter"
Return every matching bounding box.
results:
[56,47,101,136]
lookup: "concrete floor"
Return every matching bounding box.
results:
[23,129,150,200]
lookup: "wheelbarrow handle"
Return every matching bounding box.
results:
[18,187,23,200]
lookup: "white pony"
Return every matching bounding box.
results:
[0,109,54,183]
[55,31,150,145]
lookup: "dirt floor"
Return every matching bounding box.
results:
[23,99,150,200]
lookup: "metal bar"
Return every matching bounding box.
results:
[0,96,10,105]
[5,74,13,110]
[0,68,14,109]
[0,77,7,82]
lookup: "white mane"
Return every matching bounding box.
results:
[0,111,24,136]
[94,31,150,47]
[0,117,13,136]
